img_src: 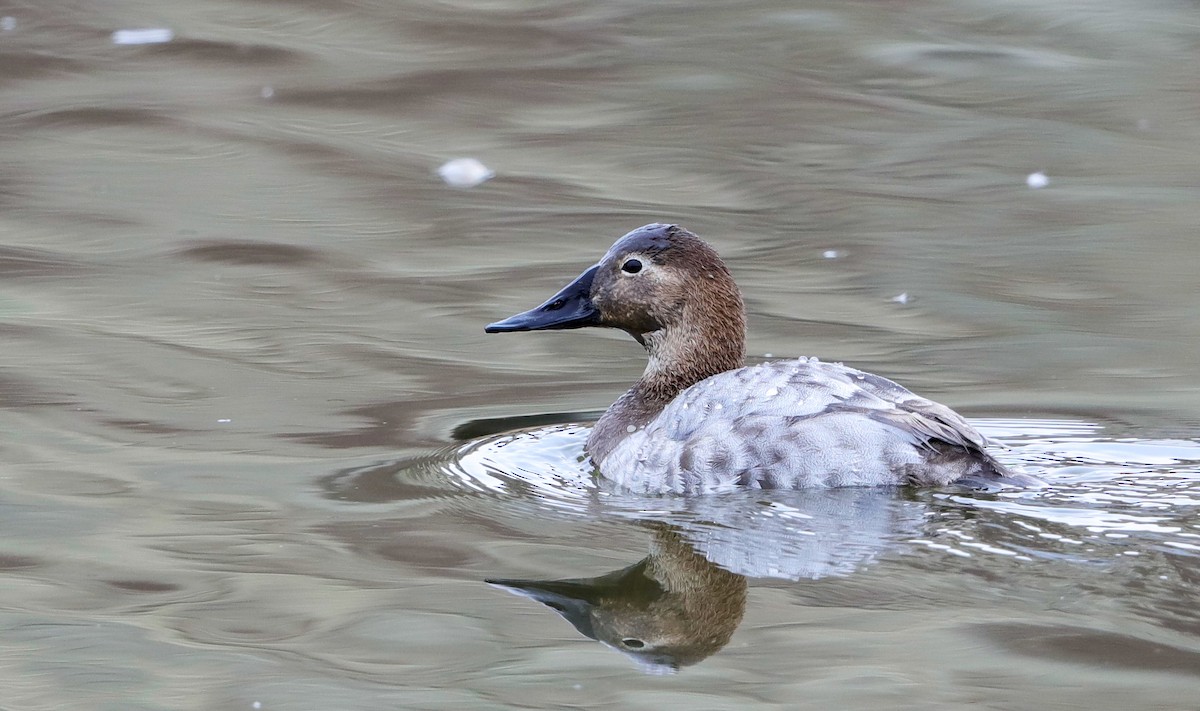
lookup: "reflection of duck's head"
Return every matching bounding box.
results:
[489,527,747,673]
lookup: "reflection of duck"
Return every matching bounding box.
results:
[489,526,746,674]
[633,487,928,581]
[487,223,1038,493]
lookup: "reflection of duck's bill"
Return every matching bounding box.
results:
[487,578,600,640]
[488,575,682,675]
[485,265,600,332]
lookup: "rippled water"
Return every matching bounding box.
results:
[2,0,1199,708]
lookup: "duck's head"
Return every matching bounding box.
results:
[486,224,745,363]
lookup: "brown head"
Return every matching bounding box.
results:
[486,224,747,405]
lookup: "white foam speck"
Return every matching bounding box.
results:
[822,249,840,259]
[890,292,910,305]
[112,28,175,45]
[1026,171,1049,189]
[763,353,773,358]
[260,86,274,99]
[252,703,262,710]
[217,418,232,424]
[437,158,494,188]
[1,17,16,31]
[626,425,637,433]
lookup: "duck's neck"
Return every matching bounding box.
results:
[588,302,745,463]
[636,317,745,407]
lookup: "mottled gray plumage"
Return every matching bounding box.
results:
[600,357,1008,493]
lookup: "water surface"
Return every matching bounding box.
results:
[1,0,1199,708]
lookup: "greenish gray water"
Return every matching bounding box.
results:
[0,0,1198,708]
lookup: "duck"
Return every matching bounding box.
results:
[486,223,1034,494]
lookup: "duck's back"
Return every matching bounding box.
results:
[599,358,1010,493]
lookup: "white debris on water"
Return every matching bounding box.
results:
[1,16,16,31]
[112,28,175,45]
[260,86,274,99]
[437,158,493,188]
[1026,171,1049,189]
[217,418,232,424]
[822,249,840,259]
[890,292,910,305]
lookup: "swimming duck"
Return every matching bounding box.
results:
[486,223,1028,494]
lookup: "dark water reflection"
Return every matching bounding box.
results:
[491,525,751,674]
[2,0,1200,708]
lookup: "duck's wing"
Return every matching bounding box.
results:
[650,359,854,438]
[845,368,991,454]
[655,359,989,452]
[609,359,1009,492]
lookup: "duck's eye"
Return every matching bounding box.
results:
[621,259,643,275]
